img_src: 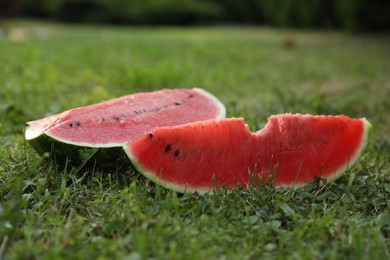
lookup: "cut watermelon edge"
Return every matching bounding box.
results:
[125,117,372,194]
[25,88,226,149]
[124,146,214,194]
[194,88,226,120]
[320,117,372,183]
[45,132,126,148]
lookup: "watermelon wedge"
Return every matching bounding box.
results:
[25,88,225,164]
[124,114,371,194]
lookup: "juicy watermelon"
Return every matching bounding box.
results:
[124,114,371,194]
[25,88,225,164]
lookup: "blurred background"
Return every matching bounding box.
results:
[1,0,389,31]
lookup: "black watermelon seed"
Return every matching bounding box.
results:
[165,144,171,152]
[174,150,180,157]
[68,123,73,128]
[149,133,153,138]
[75,121,80,127]
[174,102,181,106]
[101,117,106,122]
[113,116,120,121]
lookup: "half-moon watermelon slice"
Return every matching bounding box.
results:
[26,88,225,164]
[124,114,371,193]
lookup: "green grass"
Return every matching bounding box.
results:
[1,20,390,259]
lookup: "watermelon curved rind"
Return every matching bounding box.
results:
[25,88,226,165]
[27,134,127,166]
[317,117,371,183]
[124,114,372,194]
[192,88,226,121]
[126,147,214,194]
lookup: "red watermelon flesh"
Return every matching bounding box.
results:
[124,114,371,193]
[25,88,226,148]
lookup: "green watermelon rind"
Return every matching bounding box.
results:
[27,133,128,167]
[124,118,372,194]
[25,88,226,166]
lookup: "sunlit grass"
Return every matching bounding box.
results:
[1,20,389,259]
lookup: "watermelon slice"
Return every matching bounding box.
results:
[25,88,226,164]
[124,114,371,193]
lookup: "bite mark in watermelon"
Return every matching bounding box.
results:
[25,88,225,164]
[124,114,371,194]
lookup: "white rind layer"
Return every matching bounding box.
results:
[194,88,226,120]
[123,144,213,194]
[326,118,372,181]
[25,123,40,140]
[45,132,126,148]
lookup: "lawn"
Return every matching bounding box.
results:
[0,20,389,259]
